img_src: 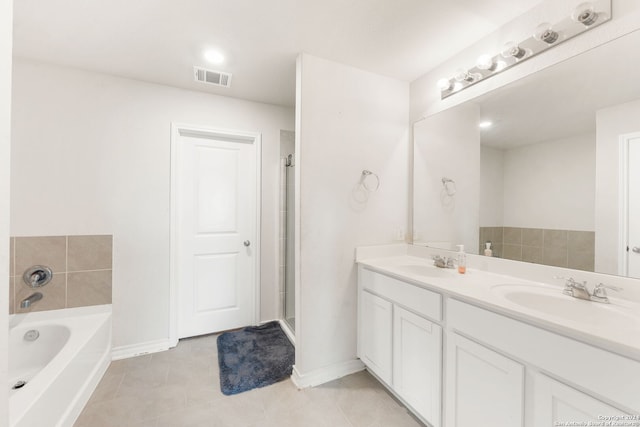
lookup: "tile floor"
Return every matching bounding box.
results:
[74,334,424,427]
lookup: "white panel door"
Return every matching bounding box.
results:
[534,374,630,425]
[446,333,524,427]
[177,132,256,338]
[359,290,393,384]
[628,136,640,278]
[393,306,442,427]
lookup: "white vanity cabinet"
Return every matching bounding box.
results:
[358,266,443,427]
[533,374,630,425]
[445,333,524,427]
[393,306,442,425]
[447,299,639,424]
[359,290,393,384]
[357,262,640,427]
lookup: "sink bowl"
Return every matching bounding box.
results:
[491,284,640,325]
[392,264,455,278]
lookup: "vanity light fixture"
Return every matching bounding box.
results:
[501,41,527,60]
[479,121,493,129]
[572,2,599,26]
[533,23,559,44]
[437,0,611,100]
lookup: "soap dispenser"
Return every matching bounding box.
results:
[456,244,466,274]
[484,242,492,257]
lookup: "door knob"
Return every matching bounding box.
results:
[633,246,640,253]
[244,240,251,247]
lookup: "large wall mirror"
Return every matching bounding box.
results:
[413,29,640,279]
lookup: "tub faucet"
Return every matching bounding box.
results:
[20,292,43,309]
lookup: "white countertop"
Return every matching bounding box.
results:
[358,254,640,361]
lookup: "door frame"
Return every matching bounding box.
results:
[618,131,640,276]
[169,122,261,346]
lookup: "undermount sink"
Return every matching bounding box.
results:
[392,264,456,278]
[491,284,640,325]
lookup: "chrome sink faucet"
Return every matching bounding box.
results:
[559,277,621,304]
[433,255,455,269]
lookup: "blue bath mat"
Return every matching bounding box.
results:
[217,321,294,395]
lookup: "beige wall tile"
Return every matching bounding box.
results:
[568,231,595,252]
[543,247,568,268]
[522,228,543,247]
[568,251,595,272]
[67,270,112,307]
[522,246,543,264]
[15,273,66,313]
[491,227,504,245]
[68,235,112,271]
[492,243,503,258]
[503,244,522,261]
[543,230,568,250]
[503,227,522,244]
[15,236,67,276]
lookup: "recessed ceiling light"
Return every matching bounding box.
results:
[204,49,225,65]
[479,121,493,129]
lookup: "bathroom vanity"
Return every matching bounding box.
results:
[356,246,640,427]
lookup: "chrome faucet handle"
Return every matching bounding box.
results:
[591,283,622,304]
[555,276,577,295]
[445,257,455,268]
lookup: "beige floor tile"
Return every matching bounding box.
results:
[76,334,424,427]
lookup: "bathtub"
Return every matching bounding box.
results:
[9,305,112,427]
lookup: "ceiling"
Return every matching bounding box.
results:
[12,0,543,107]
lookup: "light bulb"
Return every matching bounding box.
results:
[476,54,495,71]
[204,49,225,65]
[572,2,598,26]
[533,23,559,44]
[437,78,452,92]
[501,41,527,59]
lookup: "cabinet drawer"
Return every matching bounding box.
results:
[360,267,441,321]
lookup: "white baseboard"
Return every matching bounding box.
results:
[111,338,173,360]
[291,358,365,389]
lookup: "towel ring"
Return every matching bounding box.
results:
[442,177,456,196]
[362,170,380,191]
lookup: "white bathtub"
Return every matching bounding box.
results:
[9,305,112,427]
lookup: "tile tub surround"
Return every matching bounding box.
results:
[9,235,112,314]
[479,227,595,272]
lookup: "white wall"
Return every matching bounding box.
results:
[0,0,12,424]
[479,146,504,227]
[11,59,294,350]
[410,0,640,122]
[502,133,595,230]
[295,54,409,377]
[595,98,640,274]
[413,103,480,251]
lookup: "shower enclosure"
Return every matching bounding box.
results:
[280,130,295,333]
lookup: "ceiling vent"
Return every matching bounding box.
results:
[193,66,232,88]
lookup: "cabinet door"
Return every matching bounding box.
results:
[446,333,524,427]
[534,374,630,424]
[360,290,393,384]
[394,306,442,427]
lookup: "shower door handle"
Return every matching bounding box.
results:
[244,240,251,247]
